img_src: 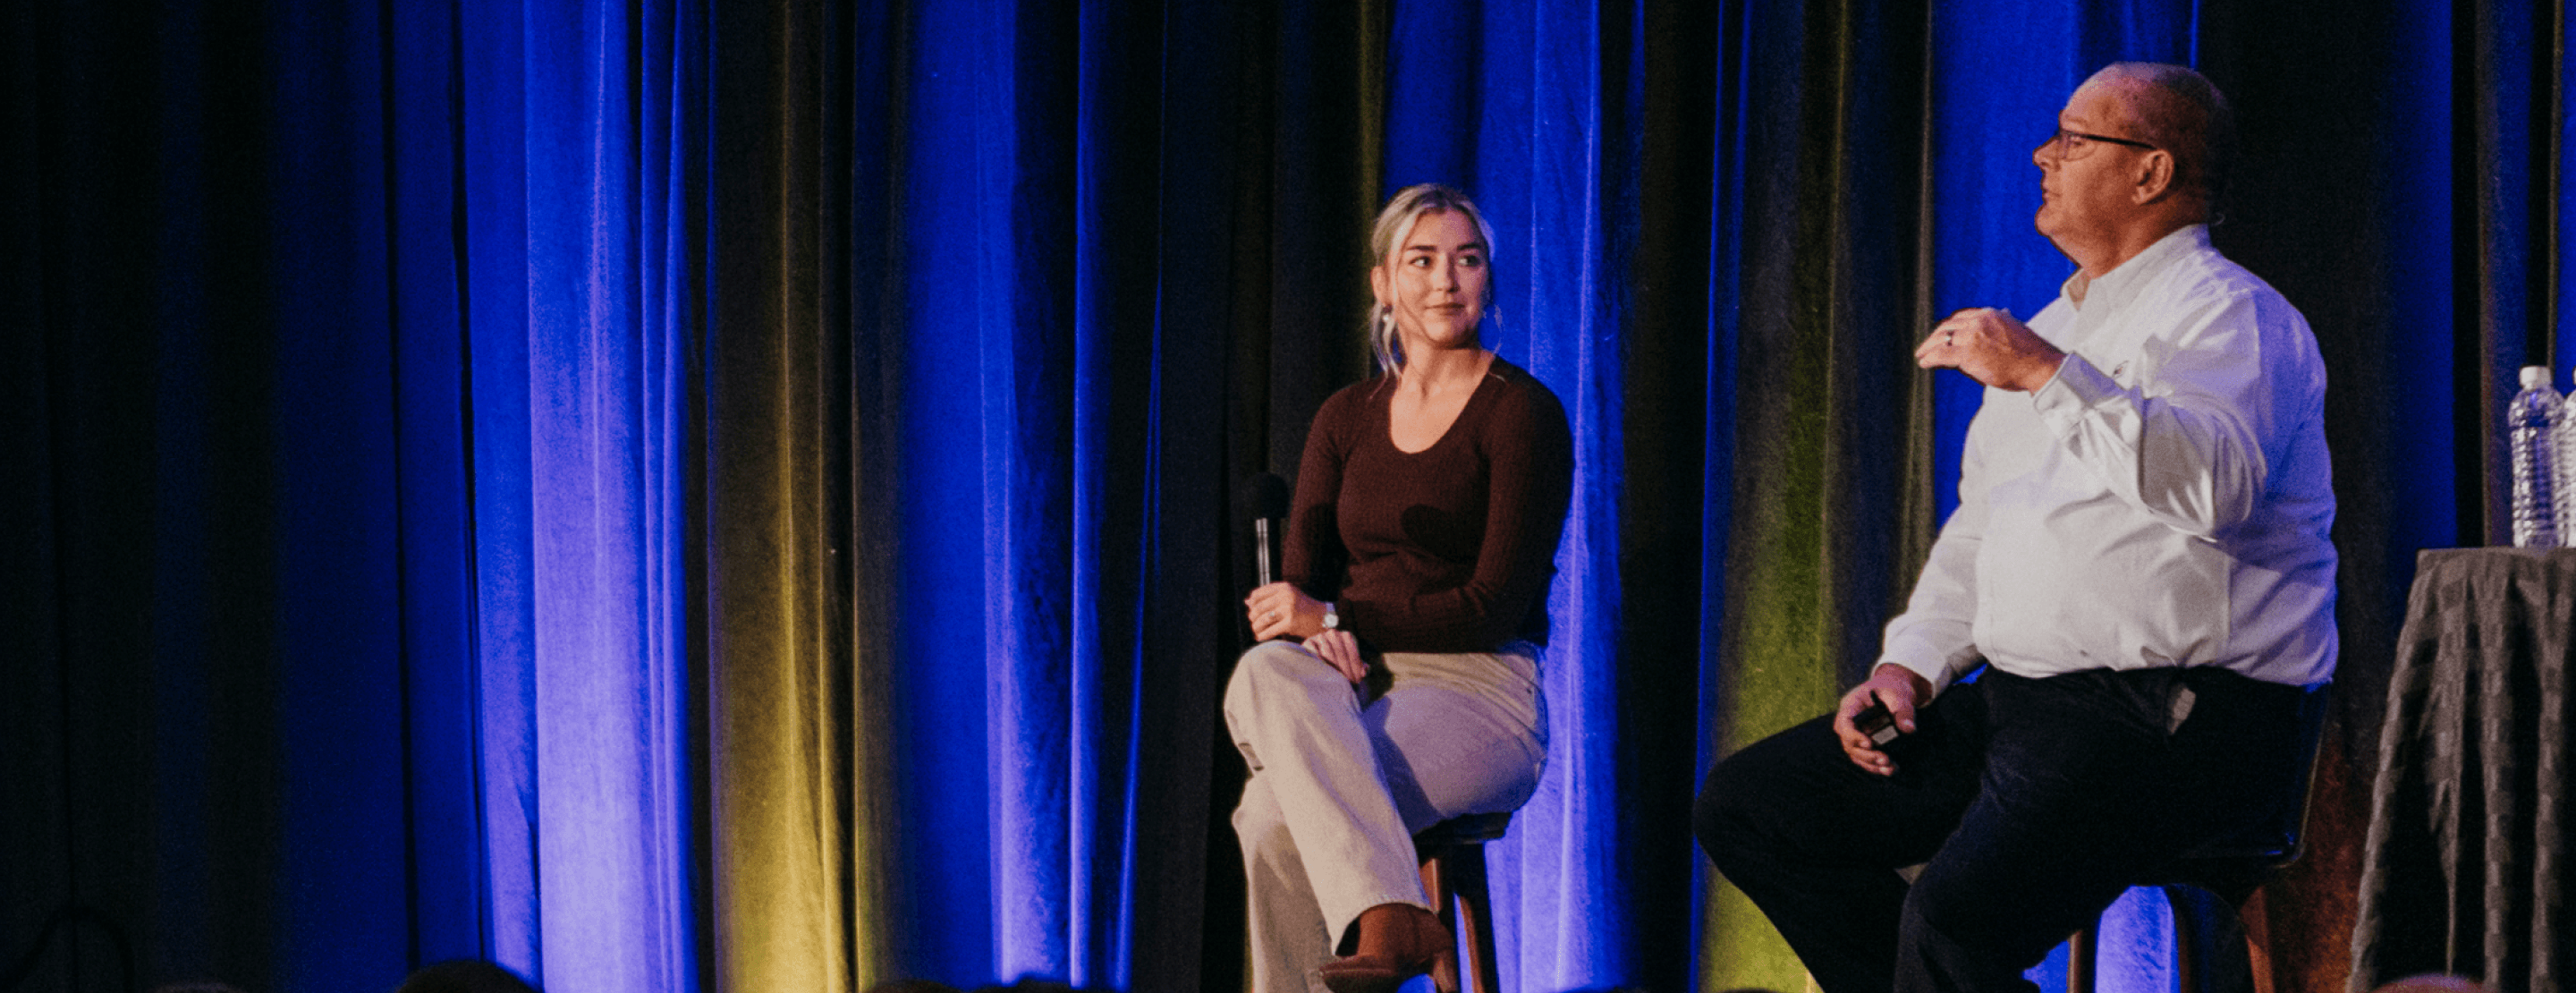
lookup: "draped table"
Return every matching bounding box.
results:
[2351,547,2575,992]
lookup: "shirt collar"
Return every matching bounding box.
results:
[2061,224,2209,318]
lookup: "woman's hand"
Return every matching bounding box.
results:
[1304,630,1367,684]
[1245,582,1366,684]
[1244,581,1327,641]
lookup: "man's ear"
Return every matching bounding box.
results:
[2132,150,2177,204]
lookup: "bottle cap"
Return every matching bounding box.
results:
[2522,366,2551,390]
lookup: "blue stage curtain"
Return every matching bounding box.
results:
[2,0,709,989]
[402,0,711,989]
[834,1,1241,987]
[2564,1,2576,378]
[521,0,705,989]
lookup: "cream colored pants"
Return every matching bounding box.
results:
[1224,639,1547,993]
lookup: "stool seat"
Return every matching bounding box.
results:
[2069,683,2330,993]
[1413,811,1514,850]
[1414,812,1513,993]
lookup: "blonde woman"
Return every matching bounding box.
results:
[1226,184,1572,992]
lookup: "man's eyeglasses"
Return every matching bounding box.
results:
[2041,129,2158,159]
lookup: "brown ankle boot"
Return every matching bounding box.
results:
[1317,902,1453,993]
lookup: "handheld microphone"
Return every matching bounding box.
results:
[1241,472,1290,586]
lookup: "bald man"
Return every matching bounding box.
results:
[1695,64,2336,992]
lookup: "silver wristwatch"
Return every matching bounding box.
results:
[1320,602,1340,632]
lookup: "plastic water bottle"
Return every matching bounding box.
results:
[2559,381,2576,545]
[2509,366,2560,547]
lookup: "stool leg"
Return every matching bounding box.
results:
[2163,887,2200,993]
[2239,887,2275,993]
[1419,853,1456,934]
[2069,921,2098,993]
[1453,844,1498,993]
[1420,853,1460,993]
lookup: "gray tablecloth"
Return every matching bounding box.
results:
[2351,547,2575,992]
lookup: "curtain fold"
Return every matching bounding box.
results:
[842,1,1246,985]
[2,0,716,988]
[387,0,491,970]
[520,1,704,988]
[453,0,543,973]
[706,0,851,989]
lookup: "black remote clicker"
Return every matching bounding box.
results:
[1854,696,1902,748]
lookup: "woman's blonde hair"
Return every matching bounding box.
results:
[1366,183,1499,375]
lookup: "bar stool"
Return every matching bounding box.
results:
[1413,811,1513,993]
[2069,684,2333,993]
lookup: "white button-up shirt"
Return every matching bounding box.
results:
[1883,225,2338,692]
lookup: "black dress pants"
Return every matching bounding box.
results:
[1693,666,2305,993]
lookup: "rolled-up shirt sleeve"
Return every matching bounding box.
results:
[2029,290,2307,539]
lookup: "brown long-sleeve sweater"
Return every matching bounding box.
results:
[1284,358,1573,653]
